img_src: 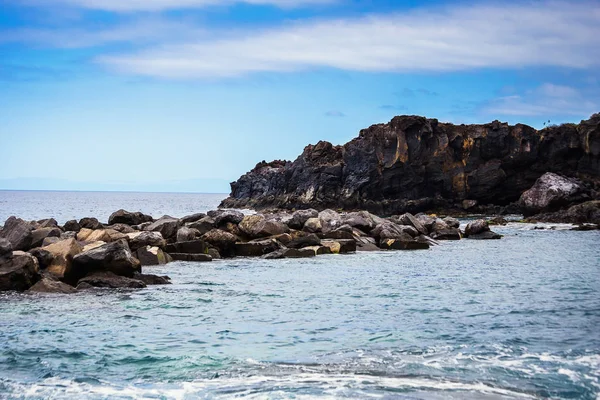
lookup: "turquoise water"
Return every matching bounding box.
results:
[1,221,599,399]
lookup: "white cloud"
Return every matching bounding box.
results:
[482,84,598,117]
[25,0,335,12]
[91,1,600,78]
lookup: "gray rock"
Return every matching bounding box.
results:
[79,217,103,230]
[208,210,244,226]
[235,239,283,257]
[62,220,81,232]
[468,231,502,240]
[31,227,62,248]
[464,219,490,236]
[136,246,169,266]
[287,233,321,249]
[288,209,319,229]
[180,213,206,224]
[72,239,140,282]
[187,217,215,235]
[144,217,181,241]
[169,253,213,262]
[303,217,323,233]
[128,231,166,252]
[77,271,146,289]
[318,209,342,232]
[520,172,587,216]
[443,217,460,229]
[379,238,429,250]
[165,240,208,254]
[28,247,54,269]
[38,218,59,228]
[0,238,12,259]
[394,213,428,235]
[176,226,200,242]
[342,211,376,232]
[133,272,171,285]
[0,251,40,291]
[430,228,462,240]
[1,216,33,251]
[108,209,153,226]
[27,277,77,294]
[202,229,238,256]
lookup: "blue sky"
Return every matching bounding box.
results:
[1,0,599,193]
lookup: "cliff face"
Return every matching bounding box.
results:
[221,114,600,215]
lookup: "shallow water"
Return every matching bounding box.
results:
[1,223,599,399]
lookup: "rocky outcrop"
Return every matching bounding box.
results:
[221,114,600,215]
[519,173,590,216]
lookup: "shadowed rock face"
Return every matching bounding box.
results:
[221,114,600,215]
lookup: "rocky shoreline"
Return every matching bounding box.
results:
[1,204,513,294]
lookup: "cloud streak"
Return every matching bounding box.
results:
[24,0,336,12]
[91,1,600,78]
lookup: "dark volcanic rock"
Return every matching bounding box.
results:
[71,239,140,282]
[77,271,146,289]
[235,239,283,257]
[79,217,103,230]
[208,210,244,226]
[287,234,321,249]
[529,200,600,225]
[63,220,81,232]
[1,217,33,251]
[0,238,12,259]
[202,229,238,257]
[133,272,171,285]
[0,252,40,291]
[108,209,153,226]
[169,253,213,262]
[180,213,206,224]
[221,114,600,215]
[28,247,54,269]
[519,173,589,216]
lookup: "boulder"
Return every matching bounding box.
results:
[394,213,428,235]
[77,229,125,243]
[488,216,508,226]
[287,233,321,249]
[137,246,169,266]
[72,239,140,282]
[62,220,81,232]
[318,209,342,232]
[464,219,490,237]
[106,223,136,234]
[82,241,106,252]
[288,209,319,229]
[144,217,181,241]
[108,209,153,226]
[79,217,103,230]
[221,221,242,236]
[354,236,380,251]
[42,237,61,247]
[77,271,146,289]
[462,199,478,210]
[430,228,462,240]
[239,215,288,239]
[43,238,83,281]
[303,245,333,256]
[529,200,600,225]
[208,210,244,226]
[264,248,316,259]
[202,229,238,256]
[165,240,208,254]
[431,218,449,232]
[37,218,59,228]
[180,213,206,224]
[28,247,54,269]
[176,226,200,242]
[371,222,418,240]
[132,222,152,231]
[207,248,221,259]
[303,217,323,233]
[468,231,502,240]
[133,272,171,285]
[379,238,430,250]
[342,211,376,232]
[323,226,355,240]
[27,277,77,294]
[169,253,213,262]
[1,216,33,251]
[60,231,77,240]
[187,217,215,235]
[0,238,12,259]
[443,216,461,229]
[127,231,166,252]
[0,251,40,291]
[234,239,283,257]
[520,172,588,216]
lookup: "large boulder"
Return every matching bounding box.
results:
[529,200,600,225]
[42,238,83,281]
[108,209,153,226]
[187,217,215,235]
[393,213,428,235]
[62,220,81,232]
[106,223,136,234]
[443,217,461,229]
[79,217,103,230]
[208,210,244,226]
[239,215,288,239]
[72,239,140,282]
[520,173,588,216]
[180,213,206,224]
[127,231,166,252]
[37,218,59,229]
[165,240,208,254]
[77,271,146,289]
[342,211,377,232]
[234,239,283,257]
[288,209,319,229]
[263,248,316,259]
[464,219,490,237]
[430,228,462,240]
[28,247,54,269]
[379,238,430,250]
[137,246,169,266]
[0,251,40,291]
[318,209,342,232]
[202,229,238,256]
[133,272,171,285]
[287,233,321,249]
[303,217,323,233]
[27,277,77,294]
[371,222,417,240]
[1,217,33,251]
[144,216,181,241]
[176,226,200,242]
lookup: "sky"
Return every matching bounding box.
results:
[0,0,599,193]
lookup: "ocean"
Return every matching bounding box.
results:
[0,191,599,399]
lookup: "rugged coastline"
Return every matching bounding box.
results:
[221,114,600,216]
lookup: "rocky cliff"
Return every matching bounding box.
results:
[221,114,600,215]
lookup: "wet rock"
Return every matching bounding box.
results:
[303,245,332,255]
[571,223,600,231]
[42,238,83,281]
[62,220,81,232]
[468,231,502,240]
[180,213,206,224]
[132,222,152,231]
[0,251,40,291]
[127,231,166,252]
[176,226,200,242]
[288,209,319,229]
[144,216,181,241]
[77,271,146,289]
[264,248,316,259]
[1,216,33,251]
[488,216,508,226]
[133,272,171,285]
[287,233,321,249]
[354,236,380,251]
[379,238,430,250]
[72,239,140,282]
[108,209,153,226]
[28,247,54,269]
[207,248,221,259]
[27,277,77,294]
[321,239,356,254]
[519,173,588,216]
[322,225,355,240]
[430,228,462,240]
[443,217,460,229]
[169,253,213,262]
[202,229,238,256]
[136,246,169,266]
[464,219,490,237]
[527,200,600,225]
[235,239,283,257]
[371,222,418,241]
[79,217,103,230]
[165,240,208,255]
[303,217,323,233]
